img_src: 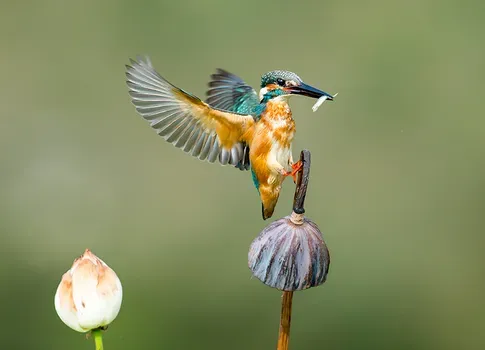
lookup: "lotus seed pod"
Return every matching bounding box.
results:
[248,212,330,291]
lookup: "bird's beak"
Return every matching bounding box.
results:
[287,82,334,100]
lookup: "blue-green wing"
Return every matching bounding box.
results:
[206,69,260,170]
[206,69,260,114]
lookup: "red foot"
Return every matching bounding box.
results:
[291,160,303,172]
[282,161,303,183]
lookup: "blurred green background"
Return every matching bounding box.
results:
[1,0,484,349]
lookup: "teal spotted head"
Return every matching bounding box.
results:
[259,70,334,103]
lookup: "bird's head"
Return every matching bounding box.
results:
[259,70,334,103]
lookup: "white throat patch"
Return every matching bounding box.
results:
[259,87,268,101]
[273,94,292,102]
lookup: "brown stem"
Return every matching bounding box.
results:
[276,150,310,349]
[293,150,311,214]
[277,291,294,350]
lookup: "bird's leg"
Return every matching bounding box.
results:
[282,161,302,184]
[291,160,303,173]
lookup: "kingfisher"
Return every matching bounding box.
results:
[126,56,335,219]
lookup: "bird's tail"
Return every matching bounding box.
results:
[260,185,281,220]
[261,203,275,220]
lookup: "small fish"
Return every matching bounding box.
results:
[312,92,338,112]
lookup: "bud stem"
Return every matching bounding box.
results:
[277,291,294,350]
[92,328,104,350]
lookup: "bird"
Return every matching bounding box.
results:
[125,56,335,220]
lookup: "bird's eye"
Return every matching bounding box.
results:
[276,78,285,86]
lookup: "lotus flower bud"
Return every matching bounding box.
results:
[248,212,330,291]
[54,249,123,333]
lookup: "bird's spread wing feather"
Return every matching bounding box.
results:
[126,57,255,166]
[206,69,260,115]
[206,69,260,170]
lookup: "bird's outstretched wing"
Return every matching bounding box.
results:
[206,69,260,170]
[206,69,260,115]
[126,57,255,166]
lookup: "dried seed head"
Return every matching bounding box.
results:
[248,213,330,291]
